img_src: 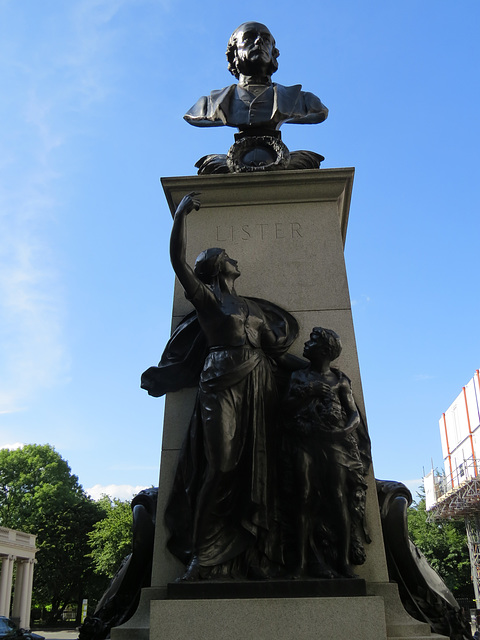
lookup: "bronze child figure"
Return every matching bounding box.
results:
[281,327,371,579]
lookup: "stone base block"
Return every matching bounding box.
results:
[110,587,165,640]
[112,583,447,640]
[366,582,447,639]
[150,596,388,640]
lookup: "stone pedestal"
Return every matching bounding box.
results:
[151,596,388,640]
[110,169,446,640]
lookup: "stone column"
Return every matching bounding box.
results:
[12,558,35,629]
[0,554,15,617]
[22,559,35,629]
[11,559,25,622]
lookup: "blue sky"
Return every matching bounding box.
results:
[1,0,479,501]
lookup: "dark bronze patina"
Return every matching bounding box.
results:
[184,22,328,174]
[141,196,372,583]
[281,328,372,579]
[78,489,158,640]
[141,193,300,580]
[377,480,473,639]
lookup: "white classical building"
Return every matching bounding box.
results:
[0,527,37,629]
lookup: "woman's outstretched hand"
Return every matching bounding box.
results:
[175,192,201,217]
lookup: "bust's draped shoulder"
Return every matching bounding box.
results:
[184,85,236,127]
[183,84,328,128]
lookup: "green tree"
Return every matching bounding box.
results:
[88,496,133,578]
[0,444,108,623]
[408,492,473,599]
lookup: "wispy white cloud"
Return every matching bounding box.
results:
[68,0,131,107]
[351,294,371,307]
[86,483,150,501]
[401,477,424,499]
[413,374,435,381]
[0,1,134,414]
[0,207,68,413]
[0,443,25,451]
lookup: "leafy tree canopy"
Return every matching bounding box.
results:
[0,444,108,622]
[408,490,473,599]
[88,496,133,578]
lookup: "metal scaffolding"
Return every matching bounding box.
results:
[427,459,480,605]
[465,516,480,605]
[427,476,480,519]
[425,370,480,606]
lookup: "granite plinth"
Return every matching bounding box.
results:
[111,581,447,640]
[150,595,388,640]
[152,169,388,590]
[167,577,367,600]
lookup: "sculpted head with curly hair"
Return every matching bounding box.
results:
[226,22,280,81]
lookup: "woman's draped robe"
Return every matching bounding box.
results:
[141,296,298,576]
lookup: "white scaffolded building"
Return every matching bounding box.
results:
[424,369,480,604]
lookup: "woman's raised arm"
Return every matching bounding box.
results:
[170,192,201,299]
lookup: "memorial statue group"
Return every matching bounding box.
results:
[141,192,371,583]
[79,21,474,640]
[141,22,371,583]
